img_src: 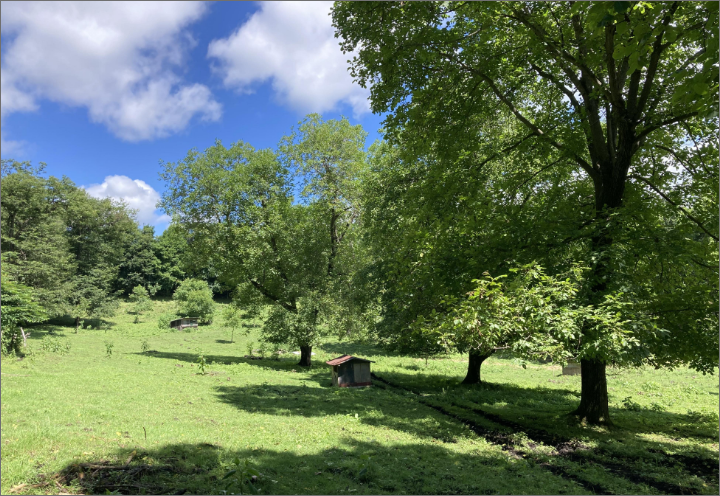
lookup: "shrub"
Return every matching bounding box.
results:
[157,312,177,330]
[129,285,153,318]
[172,279,215,324]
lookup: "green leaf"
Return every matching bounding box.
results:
[223,470,238,480]
[613,2,630,14]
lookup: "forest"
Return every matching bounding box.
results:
[1,2,718,495]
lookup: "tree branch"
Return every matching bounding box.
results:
[451,57,597,178]
[530,63,582,114]
[472,132,536,171]
[634,2,679,120]
[630,174,718,242]
[636,112,698,142]
[248,279,297,312]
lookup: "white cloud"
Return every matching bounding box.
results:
[207,1,369,117]
[85,175,170,227]
[0,1,221,142]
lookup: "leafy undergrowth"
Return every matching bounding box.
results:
[1,299,718,495]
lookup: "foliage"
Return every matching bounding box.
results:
[140,340,150,354]
[333,0,719,420]
[0,279,48,355]
[40,336,71,355]
[173,279,215,324]
[160,115,370,364]
[196,350,208,375]
[410,263,662,368]
[129,285,153,317]
[104,341,114,358]
[222,304,243,343]
[0,163,76,316]
[222,457,260,494]
[1,160,136,324]
[116,226,162,295]
[157,312,178,331]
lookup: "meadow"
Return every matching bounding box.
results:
[1,299,718,495]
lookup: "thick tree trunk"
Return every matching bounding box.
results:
[461,350,494,384]
[75,317,80,333]
[574,167,628,424]
[298,345,312,367]
[571,358,611,424]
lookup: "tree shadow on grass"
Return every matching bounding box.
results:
[42,437,581,495]
[134,351,333,384]
[213,381,478,442]
[375,370,719,466]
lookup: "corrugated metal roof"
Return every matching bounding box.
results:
[325,354,374,366]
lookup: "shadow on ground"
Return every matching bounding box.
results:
[376,370,720,466]
[37,438,581,496]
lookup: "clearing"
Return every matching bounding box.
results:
[2,300,718,495]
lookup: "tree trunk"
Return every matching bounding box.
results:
[572,163,628,424]
[298,345,312,367]
[571,358,611,424]
[461,350,494,384]
[75,317,80,333]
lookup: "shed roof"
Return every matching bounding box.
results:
[326,354,374,366]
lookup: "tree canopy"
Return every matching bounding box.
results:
[160,115,368,366]
[333,0,718,423]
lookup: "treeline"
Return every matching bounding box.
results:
[0,160,228,335]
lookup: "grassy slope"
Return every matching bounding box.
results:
[1,299,717,495]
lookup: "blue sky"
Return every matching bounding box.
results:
[1,1,384,231]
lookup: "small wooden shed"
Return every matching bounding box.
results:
[326,355,374,387]
[170,317,198,330]
[562,361,581,375]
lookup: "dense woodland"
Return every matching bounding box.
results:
[2,1,718,428]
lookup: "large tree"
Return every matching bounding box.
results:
[160,115,367,366]
[334,1,718,422]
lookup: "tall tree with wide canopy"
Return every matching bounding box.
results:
[160,115,367,366]
[334,1,718,422]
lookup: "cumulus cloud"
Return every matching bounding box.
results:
[85,175,170,227]
[207,1,370,116]
[0,1,221,142]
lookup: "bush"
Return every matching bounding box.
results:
[173,279,215,324]
[157,312,177,330]
[129,285,153,317]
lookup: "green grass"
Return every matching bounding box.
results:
[2,299,718,495]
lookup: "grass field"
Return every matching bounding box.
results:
[2,299,718,495]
